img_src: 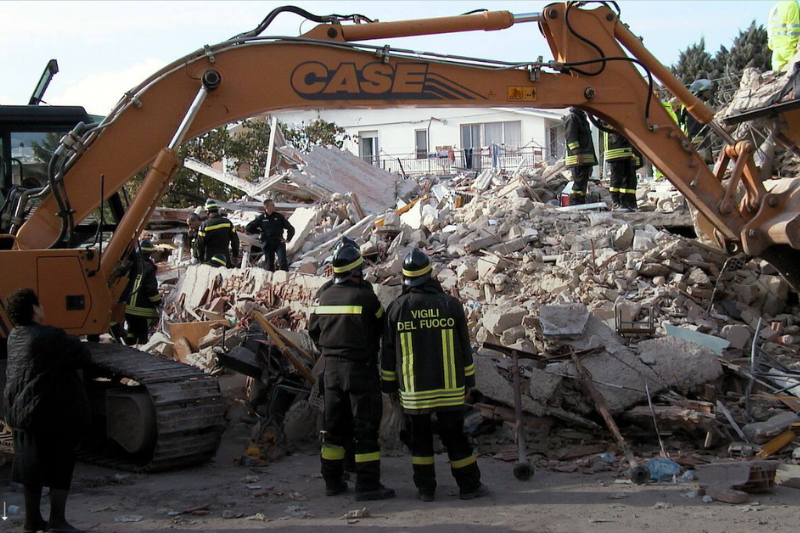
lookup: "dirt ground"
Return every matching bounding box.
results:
[1,378,798,533]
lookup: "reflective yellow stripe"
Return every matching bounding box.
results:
[355,451,380,463]
[571,190,586,196]
[313,305,363,315]
[451,454,477,469]
[402,263,432,278]
[332,256,364,273]
[401,387,465,400]
[567,142,579,149]
[619,188,637,194]
[321,444,346,460]
[381,368,397,380]
[412,456,435,466]
[401,332,415,393]
[375,306,385,319]
[203,222,232,232]
[125,306,159,318]
[442,329,456,390]
[464,363,475,377]
[401,397,466,409]
[148,295,162,303]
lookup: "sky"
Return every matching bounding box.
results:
[2,1,770,115]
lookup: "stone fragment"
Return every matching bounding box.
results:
[612,224,634,250]
[456,263,478,282]
[720,324,752,350]
[482,305,528,335]
[539,303,590,337]
[477,254,505,278]
[500,325,526,346]
[464,234,502,253]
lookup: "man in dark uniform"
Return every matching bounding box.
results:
[124,240,162,345]
[186,212,201,262]
[246,199,295,271]
[308,240,395,502]
[564,107,598,205]
[197,199,239,268]
[678,79,714,164]
[381,249,488,502]
[603,126,642,212]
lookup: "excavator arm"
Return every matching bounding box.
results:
[5,2,800,335]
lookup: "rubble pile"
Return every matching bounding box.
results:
[140,140,800,490]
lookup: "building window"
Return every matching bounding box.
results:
[359,131,379,165]
[461,121,521,150]
[415,129,428,160]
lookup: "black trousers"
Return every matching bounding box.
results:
[608,159,637,205]
[570,164,593,203]
[409,410,481,495]
[262,241,288,271]
[124,314,155,345]
[321,358,382,491]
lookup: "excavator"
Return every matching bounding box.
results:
[2,2,799,471]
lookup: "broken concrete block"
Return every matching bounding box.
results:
[473,354,545,416]
[632,234,655,251]
[665,324,730,356]
[539,303,590,337]
[612,224,635,250]
[488,237,527,254]
[687,268,712,286]
[456,263,478,283]
[721,324,752,350]
[483,305,528,335]
[743,411,800,443]
[638,263,672,277]
[522,228,540,243]
[464,234,502,253]
[383,212,401,227]
[477,254,504,279]
[287,207,319,256]
[400,200,424,229]
[500,325,526,346]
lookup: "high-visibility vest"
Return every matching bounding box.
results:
[768,1,800,51]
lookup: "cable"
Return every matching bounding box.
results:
[565,2,607,77]
[233,5,373,40]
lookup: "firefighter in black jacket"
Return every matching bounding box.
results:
[246,199,295,271]
[678,79,713,164]
[197,199,239,267]
[564,107,598,205]
[603,126,641,212]
[381,249,489,502]
[308,241,395,502]
[124,240,162,345]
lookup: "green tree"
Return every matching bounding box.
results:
[672,37,716,86]
[723,21,770,74]
[282,118,350,152]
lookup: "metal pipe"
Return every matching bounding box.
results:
[169,86,210,149]
[340,10,517,41]
[614,22,714,125]
[513,12,542,24]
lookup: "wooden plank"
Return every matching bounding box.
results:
[253,312,315,385]
[168,320,228,351]
[756,429,796,458]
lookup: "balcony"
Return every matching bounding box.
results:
[370,146,546,176]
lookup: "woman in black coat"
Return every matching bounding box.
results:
[4,288,91,533]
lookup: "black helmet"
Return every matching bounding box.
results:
[402,248,432,287]
[332,236,359,254]
[139,239,155,254]
[332,245,364,284]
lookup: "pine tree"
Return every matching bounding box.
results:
[724,21,770,74]
[671,37,715,86]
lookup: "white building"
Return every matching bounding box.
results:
[266,107,568,176]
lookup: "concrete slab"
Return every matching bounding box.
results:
[540,303,590,337]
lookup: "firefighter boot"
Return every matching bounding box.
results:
[623,193,637,212]
[610,192,622,211]
[569,193,585,206]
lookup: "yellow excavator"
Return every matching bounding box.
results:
[1,2,798,470]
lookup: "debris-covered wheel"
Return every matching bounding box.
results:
[628,465,649,484]
[513,462,534,481]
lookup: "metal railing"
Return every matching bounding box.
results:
[372,146,545,175]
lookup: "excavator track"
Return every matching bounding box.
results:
[81,343,227,472]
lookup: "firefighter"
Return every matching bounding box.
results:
[246,198,295,271]
[381,249,489,502]
[768,1,800,72]
[186,212,201,262]
[603,126,641,212]
[564,107,597,205]
[197,199,239,267]
[308,240,395,501]
[678,79,714,164]
[124,240,162,345]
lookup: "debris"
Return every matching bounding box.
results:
[340,508,371,520]
[646,458,681,481]
[114,515,144,523]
